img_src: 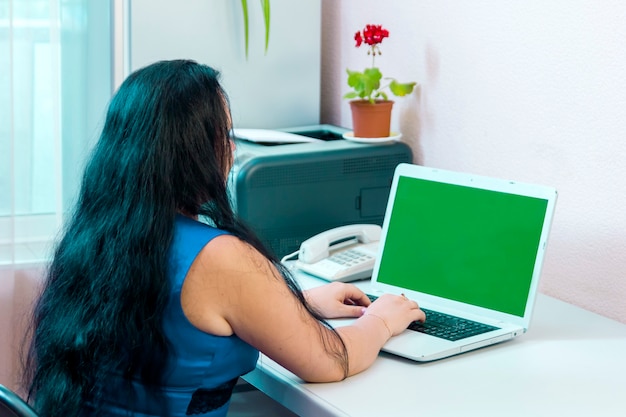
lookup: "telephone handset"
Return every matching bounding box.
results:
[295,224,381,282]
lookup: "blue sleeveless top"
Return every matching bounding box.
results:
[93,215,259,417]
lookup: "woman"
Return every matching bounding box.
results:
[23,60,425,417]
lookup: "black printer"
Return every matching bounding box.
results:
[228,124,413,258]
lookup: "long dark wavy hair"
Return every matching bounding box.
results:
[22,59,348,417]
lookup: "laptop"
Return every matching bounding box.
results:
[332,163,558,362]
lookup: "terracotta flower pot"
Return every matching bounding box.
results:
[349,100,394,138]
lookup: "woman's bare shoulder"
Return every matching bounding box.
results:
[195,233,273,274]
[181,233,280,336]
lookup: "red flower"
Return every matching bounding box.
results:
[354,31,363,47]
[355,24,389,48]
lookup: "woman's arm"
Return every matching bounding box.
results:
[181,235,424,382]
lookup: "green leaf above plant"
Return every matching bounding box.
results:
[343,24,417,104]
[240,0,271,59]
[241,0,250,57]
[261,0,270,54]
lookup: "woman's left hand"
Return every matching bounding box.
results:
[304,282,371,319]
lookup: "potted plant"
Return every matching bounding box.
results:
[344,24,417,138]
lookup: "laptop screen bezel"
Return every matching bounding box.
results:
[370,163,558,329]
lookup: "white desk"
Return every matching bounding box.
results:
[243,269,626,417]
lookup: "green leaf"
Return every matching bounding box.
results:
[261,0,270,54]
[346,68,384,102]
[241,0,249,58]
[363,67,383,85]
[389,79,417,97]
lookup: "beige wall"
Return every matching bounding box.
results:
[0,266,44,392]
[321,0,626,323]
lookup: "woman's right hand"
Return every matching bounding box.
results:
[363,293,426,336]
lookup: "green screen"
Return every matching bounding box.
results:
[377,176,549,317]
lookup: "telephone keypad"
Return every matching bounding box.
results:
[328,249,373,266]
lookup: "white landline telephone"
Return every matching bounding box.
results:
[294,224,381,282]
